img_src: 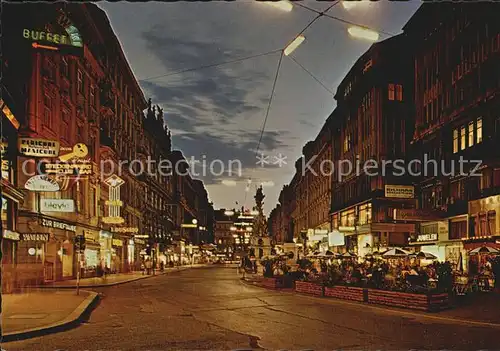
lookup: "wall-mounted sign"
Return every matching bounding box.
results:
[21,233,49,241]
[102,217,125,224]
[416,233,438,242]
[25,175,60,192]
[338,226,356,232]
[84,231,97,242]
[328,231,345,246]
[181,224,197,228]
[134,235,149,239]
[41,218,76,232]
[3,230,20,241]
[18,138,60,157]
[41,199,74,212]
[41,143,91,177]
[394,209,444,221]
[102,175,125,224]
[385,185,414,199]
[111,227,139,233]
[134,238,146,245]
[112,239,123,247]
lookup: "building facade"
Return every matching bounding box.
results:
[403,3,500,267]
[330,34,416,257]
[2,2,213,290]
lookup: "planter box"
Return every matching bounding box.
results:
[262,277,284,289]
[295,281,324,296]
[324,286,366,302]
[367,289,449,312]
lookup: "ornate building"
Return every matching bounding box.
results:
[2,2,213,287]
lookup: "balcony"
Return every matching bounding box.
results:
[446,199,468,217]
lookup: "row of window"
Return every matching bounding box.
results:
[452,117,482,153]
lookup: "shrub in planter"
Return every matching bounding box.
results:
[435,262,453,293]
[492,256,500,291]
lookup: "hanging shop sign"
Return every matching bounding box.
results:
[18,138,60,157]
[23,11,83,56]
[112,239,123,247]
[41,143,92,177]
[111,227,139,233]
[41,218,76,232]
[102,175,125,224]
[21,233,49,241]
[40,199,75,212]
[25,175,60,192]
[3,230,20,241]
[1,141,10,177]
[385,185,414,199]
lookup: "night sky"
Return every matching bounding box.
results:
[98,1,421,213]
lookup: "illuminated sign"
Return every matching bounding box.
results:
[338,226,356,232]
[18,138,60,157]
[328,231,345,246]
[111,227,139,233]
[181,224,197,228]
[41,199,74,212]
[23,11,83,55]
[134,235,149,239]
[112,239,123,247]
[21,233,49,241]
[25,175,60,192]
[3,230,20,241]
[84,231,97,242]
[42,143,91,177]
[0,99,20,130]
[102,217,125,224]
[134,238,146,245]
[41,218,76,232]
[385,185,414,199]
[102,175,125,224]
[416,233,438,242]
[1,141,10,179]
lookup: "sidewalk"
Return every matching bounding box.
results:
[38,264,208,288]
[1,289,99,341]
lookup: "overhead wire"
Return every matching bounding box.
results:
[288,55,335,96]
[140,48,283,82]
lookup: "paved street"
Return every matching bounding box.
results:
[2,266,497,350]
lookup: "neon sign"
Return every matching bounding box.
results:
[24,10,83,55]
[102,175,125,224]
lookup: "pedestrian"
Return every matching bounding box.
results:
[160,261,164,272]
[141,261,146,275]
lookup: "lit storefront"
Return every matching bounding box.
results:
[112,237,124,273]
[82,230,100,277]
[99,230,112,270]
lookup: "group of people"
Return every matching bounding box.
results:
[304,258,449,291]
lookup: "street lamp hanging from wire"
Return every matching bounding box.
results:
[347,26,379,41]
[284,35,305,56]
[263,0,293,12]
